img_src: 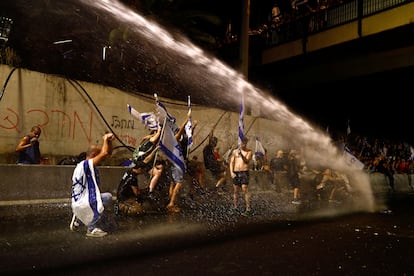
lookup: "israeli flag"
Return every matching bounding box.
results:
[238,97,245,148]
[127,104,159,130]
[159,121,186,176]
[222,146,234,164]
[343,147,365,170]
[255,136,266,157]
[71,159,103,226]
[156,99,176,124]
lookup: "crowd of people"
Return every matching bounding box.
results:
[345,134,414,191]
[262,0,354,46]
[17,115,413,239]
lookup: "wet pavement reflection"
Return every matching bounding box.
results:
[1,192,413,275]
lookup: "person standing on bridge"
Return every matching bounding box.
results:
[70,133,116,238]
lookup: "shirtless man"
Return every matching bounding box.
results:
[229,137,253,215]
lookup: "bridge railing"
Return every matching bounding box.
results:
[264,0,413,48]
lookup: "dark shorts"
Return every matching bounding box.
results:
[288,175,300,189]
[233,171,249,186]
[209,164,225,179]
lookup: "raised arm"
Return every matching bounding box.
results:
[92,133,114,166]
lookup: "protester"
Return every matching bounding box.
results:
[203,131,227,193]
[115,167,145,216]
[131,126,164,197]
[269,150,287,192]
[187,155,206,198]
[165,114,195,213]
[315,168,353,204]
[286,149,302,204]
[229,137,253,216]
[15,125,42,164]
[70,133,116,238]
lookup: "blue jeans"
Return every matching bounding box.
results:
[88,192,112,231]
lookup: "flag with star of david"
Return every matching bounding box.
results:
[71,159,104,226]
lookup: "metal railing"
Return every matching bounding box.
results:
[0,16,13,44]
[265,0,412,48]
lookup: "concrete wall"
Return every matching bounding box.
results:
[0,65,296,165]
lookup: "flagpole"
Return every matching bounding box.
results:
[238,93,245,150]
[245,117,257,136]
[186,95,191,161]
[148,115,167,184]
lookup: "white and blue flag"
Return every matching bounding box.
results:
[127,104,159,131]
[154,94,176,124]
[154,94,178,133]
[343,147,364,170]
[255,136,266,157]
[159,120,186,176]
[71,159,103,226]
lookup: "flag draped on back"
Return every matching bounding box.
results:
[184,96,193,151]
[159,120,186,176]
[238,97,245,148]
[71,159,103,226]
[127,104,158,131]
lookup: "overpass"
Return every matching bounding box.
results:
[250,0,414,90]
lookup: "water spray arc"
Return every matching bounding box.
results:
[80,0,375,212]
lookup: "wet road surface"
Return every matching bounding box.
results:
[1,192,413,275]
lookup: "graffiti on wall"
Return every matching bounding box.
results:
[1,107,138,146]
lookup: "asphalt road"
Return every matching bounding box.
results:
[1,192,413,275]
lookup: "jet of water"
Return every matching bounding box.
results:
[80,0,375,212]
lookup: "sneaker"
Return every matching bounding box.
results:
[217,190,225,195]
[166,205,181,213]
[86,228,108,238]
[69,214,80,231]
[316,183,325,190]
[148,191,156,201]
[328,199,341,205]
[241,209,253,217]
[291,200,301,205]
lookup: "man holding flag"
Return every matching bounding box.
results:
[157,96,195,212]
[229,97,253,216]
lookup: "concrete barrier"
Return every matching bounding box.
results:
[0,164,126,219]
